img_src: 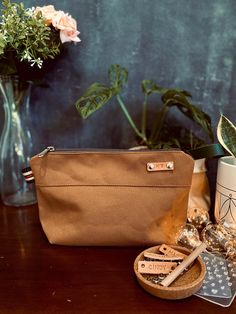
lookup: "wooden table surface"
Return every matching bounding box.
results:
[0,202,235,314]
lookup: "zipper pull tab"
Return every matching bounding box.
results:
[38,146,55,157]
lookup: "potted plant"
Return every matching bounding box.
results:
[75,64,215,213]
[75,64,213,151]
[215,115,236,230]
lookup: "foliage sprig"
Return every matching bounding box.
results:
[0,0,61,76]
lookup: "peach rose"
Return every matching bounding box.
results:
[60,29,81,43]
[35,5,57,26]
[52,11,81,43]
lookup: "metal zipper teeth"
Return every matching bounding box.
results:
[38,146,181,157]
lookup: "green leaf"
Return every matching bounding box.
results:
[75,83,119,119]
[217,114,236,158]
[176,102,213,141]
[161,90,213,142]
[180,90,192,98]
[17,35,25,40]
[108,64,128,90]
[75,65,128,119]
[161,89,191,104]
[141,80,168,96]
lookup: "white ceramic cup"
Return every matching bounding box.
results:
[215,156,236,230]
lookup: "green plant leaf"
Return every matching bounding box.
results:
[75,64,128,119]
[108,64,128,90]
[141,80,167,96]
[161,89,192,104]
[75,83,118,119]
[161,90,213,142]
[217,114,236,158]
[174,102,213,141]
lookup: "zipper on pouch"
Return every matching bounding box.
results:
[37,146,181,158]
[37,146,134,157]
[38,146,55,157]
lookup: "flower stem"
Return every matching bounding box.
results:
[116,94,146,142]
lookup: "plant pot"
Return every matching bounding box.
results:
[214,156,236,230]
[188,158,210,213]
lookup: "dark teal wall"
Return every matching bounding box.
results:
[1,0,236,152]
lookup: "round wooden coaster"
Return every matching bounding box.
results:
[134,245,206,300]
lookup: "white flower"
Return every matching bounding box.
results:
[30,58,43,69]
[26,7,35,16]
[20,50,32,62]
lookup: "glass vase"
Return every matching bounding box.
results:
[0,75,36,206]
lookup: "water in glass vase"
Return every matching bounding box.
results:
[0,75,36,206]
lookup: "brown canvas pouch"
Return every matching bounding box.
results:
[30,149,194,246]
